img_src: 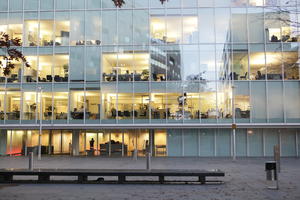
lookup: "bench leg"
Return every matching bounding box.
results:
[38,175,50,183]
[118,176,126,184]
[159,176,164,184]
[199,176,206,184]
[78,175,88,183]
[0,175,13,183]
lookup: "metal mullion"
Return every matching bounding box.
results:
[83,0,87,124]
[214,128,217,157]
[67,5,71,124]
[4,90,7,123]
[246,7,250,80]
[182,129,184,156]
[246,129,249,157]
[263,128,265,156]
[263,7,269,123]
[296,130,299,157]
[198,129,200,156]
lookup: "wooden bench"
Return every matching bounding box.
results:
[0,169,225,184]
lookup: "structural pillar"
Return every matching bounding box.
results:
[149,129,155,157]
[72,130,80,156]
[0,130,7,156]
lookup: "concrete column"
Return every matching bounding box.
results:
[72,130,80,156]
[0,130,7,156]
[149,129,155,157]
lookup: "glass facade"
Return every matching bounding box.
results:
[0,0,299,157]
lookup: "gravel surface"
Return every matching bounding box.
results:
[0,156,299,200]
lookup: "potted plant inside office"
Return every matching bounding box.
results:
[0,32,30,76]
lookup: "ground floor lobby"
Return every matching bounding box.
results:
[0,128,299,157]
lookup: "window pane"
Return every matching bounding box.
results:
[133,10,149,45]
[6,91,21,121]
[87,0,101,9]
[86,11,101,45]
[266,44,282,80]
[167,129,182,156]
[251,82,266,123]
[283,43,299,80]
[55,12,70,46]
[182,45,199,81]
[86,47,100,82]
[70,11,85,46]
[55,0,70,10]
[284,82,300,122]
[0,0,8,11]
[268,81,284,123]
[248,129,263,156]
[232,44,249,80]
[200,45,216,81]
[24,0,38,10]
[231,8,247,43]
[184,129,198,156]
[249,44,265,80]
[71,0,85,9]
[216,129,231,156]
[54,54,69,82]
[118,10,133,45]
[9,0,22,11]
[41,0,54,10]
[70,47,84,81]
[200,129,214,156]
[199,8,214,43]
[215,8,230,43]
[102,10,117,45]
[248,8,264,43]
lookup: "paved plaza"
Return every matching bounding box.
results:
[0,156,299,200]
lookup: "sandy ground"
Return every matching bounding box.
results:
[0,156,300,200]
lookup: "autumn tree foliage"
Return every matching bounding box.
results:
[0,32,30,76]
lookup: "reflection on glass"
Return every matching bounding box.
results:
[102,52,149,82]
[249,44,266,80]
[217,83,232,121]
[232,44,249,80]
[283,47,300,80]
[55,20,70,46]
[235,95,250,120]
[150,16,198,44]
[266,44,282,80]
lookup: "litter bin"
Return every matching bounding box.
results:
[265,161,277,181]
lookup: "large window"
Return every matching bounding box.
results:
[150,16,198,44]
[6,91,21,121]
[55,12,70,46]
[102,52,149,82]
[22,92,36,120]
[53,92,68,121]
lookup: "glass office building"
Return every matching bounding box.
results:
[0,0,299,157]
